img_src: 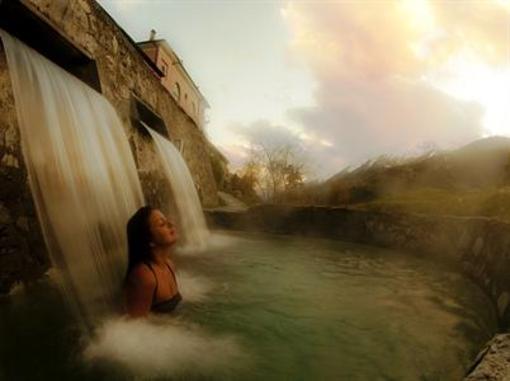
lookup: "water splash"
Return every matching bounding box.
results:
[175,269,214,302]
[145,125,210,252]
[83,317,248,379]
[0,30,144,321]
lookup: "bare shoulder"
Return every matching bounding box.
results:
[127,263,156,288]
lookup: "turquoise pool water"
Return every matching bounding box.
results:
[0,232,496,380]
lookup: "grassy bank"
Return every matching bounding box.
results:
[349,187,510,222]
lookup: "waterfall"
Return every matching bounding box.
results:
[0,30,144,321]
[145,125,209,252]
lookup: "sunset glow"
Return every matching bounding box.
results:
[428,57,510,136]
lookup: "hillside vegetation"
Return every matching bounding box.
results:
[285,136,510,222]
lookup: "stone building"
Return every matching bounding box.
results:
[0,0,221,292]
[138,31,209,131]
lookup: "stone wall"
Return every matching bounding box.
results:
[20,0,218,207]
[465,334,510,380]
[132,129,180,219]
[0,42,49,292]
[0,0,220,292]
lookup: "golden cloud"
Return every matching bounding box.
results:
[283,0,510,79]
[280,0,507,177]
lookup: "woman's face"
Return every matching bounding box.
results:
[148,209,178,247]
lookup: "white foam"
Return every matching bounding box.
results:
[83,317,248,379]
[207,232,243,249]
[175,270,214,303]
[175,232,241,257]
[174,232,239,257]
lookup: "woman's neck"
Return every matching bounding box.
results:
[150,246,172,265]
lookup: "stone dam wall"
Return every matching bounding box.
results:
[0,0,219,292]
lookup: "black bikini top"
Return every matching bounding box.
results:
[143,261,182,312]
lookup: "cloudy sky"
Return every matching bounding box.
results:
[98,0,510,179]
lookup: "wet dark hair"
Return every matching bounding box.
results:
[126,206,155,277]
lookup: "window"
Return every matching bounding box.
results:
[0,0,101,92]
[160,59,168,76]
[131,95,168,138]
[173,82,181,101]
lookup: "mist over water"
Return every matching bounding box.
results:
[175,270,214,303]
[83,317,248,380]
[81,235,242,380]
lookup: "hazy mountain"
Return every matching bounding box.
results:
[326,137,510,188]
[317,136,510,205]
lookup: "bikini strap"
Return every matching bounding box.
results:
[165,262,178,284]
[143,261,158,304]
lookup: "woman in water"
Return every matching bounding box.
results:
[124,206,182,317]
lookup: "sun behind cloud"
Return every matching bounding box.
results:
[280,0,510,177]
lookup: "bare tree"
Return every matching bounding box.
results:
[245,142,305,202]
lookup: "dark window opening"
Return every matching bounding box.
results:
[131,95,169,138]
[0,0,102,92]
